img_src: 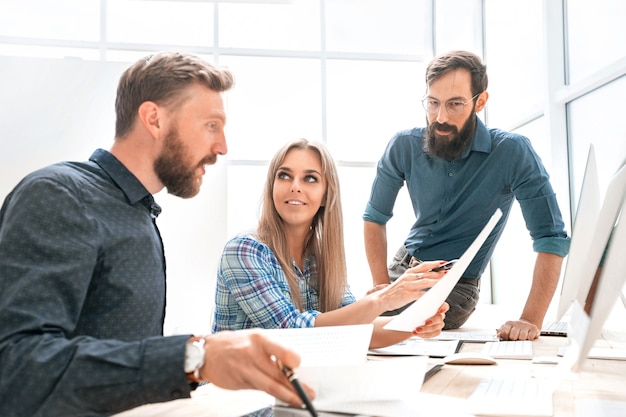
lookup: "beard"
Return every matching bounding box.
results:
[154,127,217,199]
[423,109,477,160]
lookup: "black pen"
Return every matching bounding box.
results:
[276,360,318,417]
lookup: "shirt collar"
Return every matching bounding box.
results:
[89,148,162,217]
[460,117,491,158]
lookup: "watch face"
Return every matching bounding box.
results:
[184,341,205,373]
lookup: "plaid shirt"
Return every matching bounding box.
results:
[212,233,356,332]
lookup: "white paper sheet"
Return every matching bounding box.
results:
[260,324,373,367]
[383,209,503,332]
[368,338,460,358]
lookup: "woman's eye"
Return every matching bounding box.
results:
[304,175,318,183]
[277,172,290,180]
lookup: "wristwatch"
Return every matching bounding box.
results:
[184,337,206,382]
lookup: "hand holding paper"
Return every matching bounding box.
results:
[383,209,503,332]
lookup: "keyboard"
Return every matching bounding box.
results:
[482,340,533,359]
[540,320,568,337]
[468,377,555,416]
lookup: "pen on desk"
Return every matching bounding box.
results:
[276,360,318,417]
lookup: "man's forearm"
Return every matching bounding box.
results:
[520,252,564,327]
[364,221,391,285]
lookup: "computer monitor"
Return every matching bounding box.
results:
[576,209,626,370]
[560,163,626,373]
[556,144,601,321]
[575,163,626,310]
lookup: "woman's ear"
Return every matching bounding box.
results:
[475,91,489,113]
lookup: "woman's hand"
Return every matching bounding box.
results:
[411,302,449,338]
[373,260,448,312]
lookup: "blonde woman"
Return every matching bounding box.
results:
[213,139,449,348]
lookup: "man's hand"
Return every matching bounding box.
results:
[200,329,314,407]
[496,319,540,341]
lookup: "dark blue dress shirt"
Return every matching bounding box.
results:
[364,118,570,279]
[0,149,192,417]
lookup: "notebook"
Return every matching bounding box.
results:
[383,208,503,332]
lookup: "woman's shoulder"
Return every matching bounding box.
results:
[224,232,275,256]
[225,232,261,248]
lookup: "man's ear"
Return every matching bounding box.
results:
[475,91,489,113]
[137,101,161,137]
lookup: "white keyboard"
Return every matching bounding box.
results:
[468,377,555,416]
[482,340,533,359]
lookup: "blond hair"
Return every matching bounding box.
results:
[257,139,347,313]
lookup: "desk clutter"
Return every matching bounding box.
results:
[113,311,626,417]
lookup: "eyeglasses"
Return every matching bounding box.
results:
[421,93,480,116]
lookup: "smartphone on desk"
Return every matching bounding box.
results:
[431,259,458,272]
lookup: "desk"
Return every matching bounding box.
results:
[420,303,626,416]
[422,336,626,416]
[115,305,626,417]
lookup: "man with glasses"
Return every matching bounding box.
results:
[363,50,570,341]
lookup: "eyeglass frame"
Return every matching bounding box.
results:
[421,93,481,116]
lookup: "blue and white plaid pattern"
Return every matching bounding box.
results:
[213,234,356,332]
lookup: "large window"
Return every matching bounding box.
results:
[2,0,624,331]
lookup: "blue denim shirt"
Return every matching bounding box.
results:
[0,149,191,417]
[364,118,570,279]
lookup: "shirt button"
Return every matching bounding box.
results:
[448,172,454,177]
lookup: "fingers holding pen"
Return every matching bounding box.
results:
[400,260,450,281]
[201,330,315,408]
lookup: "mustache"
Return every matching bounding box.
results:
[430,122,458,133]
[199,154,218,167]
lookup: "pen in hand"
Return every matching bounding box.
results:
[275,359,318,417]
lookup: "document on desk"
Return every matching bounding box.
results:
[384,209,502,332]
[276,391,472,417]
[295,356,428,417]
[368,337,460,357]
[468,377,557,416]
[260,324,373,366]
[434,331,500,342]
